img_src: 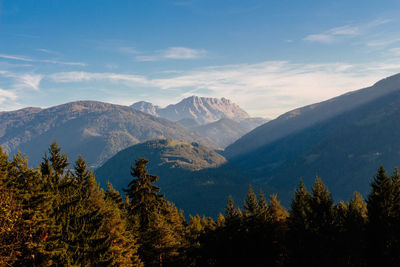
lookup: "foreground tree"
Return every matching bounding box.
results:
[367,166,400,266]
[125,158,184,266]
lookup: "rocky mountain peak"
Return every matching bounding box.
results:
[131,96,250,124]
[130,101,160,116]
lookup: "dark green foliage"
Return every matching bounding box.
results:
[366,166,400,266]
[95,138,232,217]
[4,140,400,267]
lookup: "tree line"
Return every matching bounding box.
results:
[1,141,400,266]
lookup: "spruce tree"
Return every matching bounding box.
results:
[243,185,259,216]
[124,158,165,229]
[367,165,400,266]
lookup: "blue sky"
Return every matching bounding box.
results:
[1,0,400,117]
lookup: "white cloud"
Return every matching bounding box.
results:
[303,18,392,44]
[17,74,43,90]
[136,55,159,62]
[304,25,360,43]
[49,71,149,85]
[366,37,400,48]
[36,48,59,55]
[0,53,86,66]
[0,71,43,91]
[136,47,207,61]
[304,34,334,43]
[0,54,33,62]
[0,88,17,104]
[46,60,400,118]
[163,47,207,59]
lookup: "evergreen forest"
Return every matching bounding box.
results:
[2,141,400,267]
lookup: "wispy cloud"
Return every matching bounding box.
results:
[366,37,400,48]
[45,60,400,117]
[304,25,360,43]
[136,47,207,61]
[0,71,43,90]
[36,48,59,55]
[0,88,17,104]
[49,71,149,85]
[0,53,86,66]
[163,47,206,59]
[304,19,391,44]
[0,54,33,62]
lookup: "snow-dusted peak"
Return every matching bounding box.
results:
[130,101,160,117]
[131,96,250,124]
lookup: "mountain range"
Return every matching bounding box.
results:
[131,96,268,147]
[131,96,251,124]
[0,101,217,168]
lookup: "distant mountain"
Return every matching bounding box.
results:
[225,74,400,159]
[192,118,250,148]
[131,96,251,124]
[130,101,160,117]
[224,73,400,205]
[95,139,250,216]
[131,96,268,147]
[177,118,201,128]
[239,117,269,130]
[0,101,218,168]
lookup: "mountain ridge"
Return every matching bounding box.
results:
[225,73,400,159]
[131,95,252,124]
[0,100,218,168]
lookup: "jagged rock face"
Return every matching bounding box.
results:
[131,96,250,124]
[130,101,160,117]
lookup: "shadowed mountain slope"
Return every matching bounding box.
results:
[192,118,250,148]
[225,74,400,205]
[95,139,250,216]
[225,73,400,159]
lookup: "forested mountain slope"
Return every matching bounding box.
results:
[95,139,249,216]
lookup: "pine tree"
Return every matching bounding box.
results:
[367,165,400,266]
[287,179,313,266]
[334,192,367,266]
[0,150,23,265]
[104,183,142,266]
[124,158,165,229]
[257,190,269,218]
[225,195,239,219]
[269,194,288,222]
[243,185,259,216]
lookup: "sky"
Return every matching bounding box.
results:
[1,0,400,118]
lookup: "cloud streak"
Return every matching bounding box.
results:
[136,47,207,61]
[303,19,391,44]
[0,53,86,66]
[304,25,360,43]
